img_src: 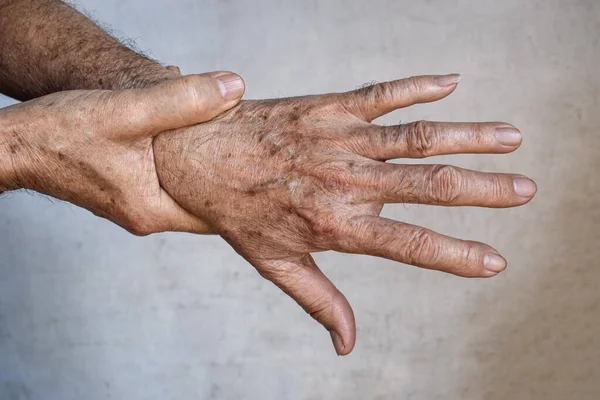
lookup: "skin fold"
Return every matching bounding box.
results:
[0,0,537,355]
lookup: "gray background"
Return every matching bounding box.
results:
[1,0,599,399]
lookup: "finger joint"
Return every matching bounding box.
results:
[404,228,438,265]
[428,165,461,204]
[406,120,437,157]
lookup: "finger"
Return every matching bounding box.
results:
[253,254,356,356]
[107,71,245,138]
[336,215,507,278]
[345,74,461,122]
[352,162,537,207]
[352,121,522,160]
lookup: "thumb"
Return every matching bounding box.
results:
[254,254,356,356]
[108,71,245,138]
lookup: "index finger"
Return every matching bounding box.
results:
[344,74,461,122]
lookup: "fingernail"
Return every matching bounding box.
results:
[330,331,345,356]
[495,127,522,146]
[434,74,461,87]
[513,177,537,197]
[215,73,244,101]
[484,253,507,273]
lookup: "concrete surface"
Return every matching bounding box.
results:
[1,0,599,399]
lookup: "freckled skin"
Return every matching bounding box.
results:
[154,75,537,355]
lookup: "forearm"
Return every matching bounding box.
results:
[0,0,176,100]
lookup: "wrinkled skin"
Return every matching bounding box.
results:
[0,73,244,234]
[154,74,537,355]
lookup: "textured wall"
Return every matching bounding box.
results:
[1,0,599,399]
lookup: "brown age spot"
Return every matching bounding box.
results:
[204,200,213,207]
[58,152,65,161]
[9,145,17,154]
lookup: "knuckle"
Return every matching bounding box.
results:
[177,75,207,111]
[354,81,393,107]
[307,296,333,321]
[489,174,512,203]
[428,165,462,204]
[406,120,437,157]
[308,213,339,239]
[404,228,438,265]
[370,82,394,103]
[257,260,304,285]
[457,244,478,275]
[405,76,420,91]
[471,123,487,144]
[259,260,332,321]
[404,76,424,98]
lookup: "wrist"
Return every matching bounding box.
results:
[0,110,26,192]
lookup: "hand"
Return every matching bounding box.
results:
[0,72,245,234]
[154,74,536,355]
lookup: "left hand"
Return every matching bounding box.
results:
[0,72,245,234]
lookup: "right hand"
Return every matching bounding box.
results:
[153,74,537,355]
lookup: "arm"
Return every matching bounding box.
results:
[0,0,176,100]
